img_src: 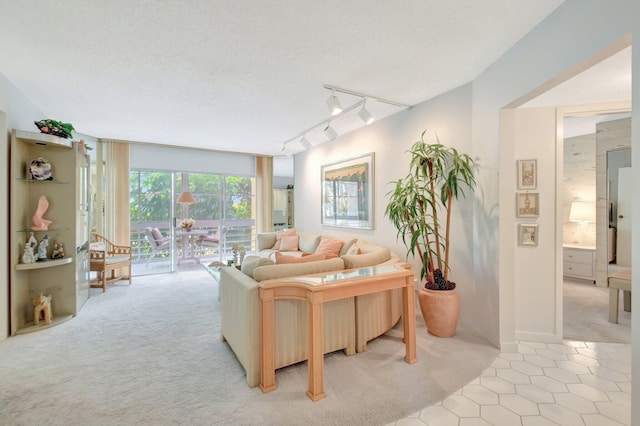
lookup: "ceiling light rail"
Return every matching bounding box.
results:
[323,85,411,109]
[280,85,410,155]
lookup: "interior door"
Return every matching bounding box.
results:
[616,167,631,266]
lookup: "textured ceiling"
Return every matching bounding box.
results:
[1,0,567,162]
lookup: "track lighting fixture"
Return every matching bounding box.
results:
[300,136,312,149]
[279,85,409,155]
[326,89,343,116]
[324,124,337,140]
[358,102,375,125]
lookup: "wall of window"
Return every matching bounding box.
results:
[130,170,255,266]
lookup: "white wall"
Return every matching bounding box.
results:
[294,84,478,324]
[0,73,46,341]
[295,4,640,419]
[512,107,559,342]
[473,0,638,350]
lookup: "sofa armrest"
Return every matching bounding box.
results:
[220,267,261,387]
[256,232,277,252]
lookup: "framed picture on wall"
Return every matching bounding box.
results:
[516,192,539,217]
[517,159,537,190]
[321,152,374,229]
[518,223,539,246]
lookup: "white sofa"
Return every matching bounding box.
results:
[220,231,403,387]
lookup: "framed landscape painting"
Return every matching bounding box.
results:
[321,153,374,229]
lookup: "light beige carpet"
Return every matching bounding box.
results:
[563,278,631,343]
[0,268,498,425]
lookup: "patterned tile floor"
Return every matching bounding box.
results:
[389,340,631,426]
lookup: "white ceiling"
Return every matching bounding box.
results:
[1,0,567,161]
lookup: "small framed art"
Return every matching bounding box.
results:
[518,223,539,246]
[516,192,539,217]
[517,159,537,190]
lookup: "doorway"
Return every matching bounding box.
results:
[561,114,632,343]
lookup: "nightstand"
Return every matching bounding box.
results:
[563,245,596,282]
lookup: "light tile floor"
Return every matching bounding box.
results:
[389,340,631,426]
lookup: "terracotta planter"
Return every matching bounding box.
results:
[418,286,461,337]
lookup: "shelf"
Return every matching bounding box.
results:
[15,314,74,335]
[16,178,70,184]
[16,228,69,233]
[16,257,73,270]
[15,129,73,149]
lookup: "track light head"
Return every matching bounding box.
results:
[326,90,342,116]
[358,103,375,125]
[281,144,292,157]
[300,136,312,149]
[324,124,337,140]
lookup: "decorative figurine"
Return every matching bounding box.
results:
[31,293,53,325]
[51,241,65,259]
[37,234,50,261]
[29,157,53,181]
[25,232,39,262]
[32,195,52,231]
[22,244,36,264]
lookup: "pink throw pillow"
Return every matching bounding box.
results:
[314,238,344,259]
[279,234,299,252]
[271,228,297,250]
[275,252,326,264]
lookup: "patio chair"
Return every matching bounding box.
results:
[144,227,171,266]
[195,226,228,261]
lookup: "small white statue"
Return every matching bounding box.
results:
[22,244,36,264]
[23,232,38,263]
[37,234,50,261]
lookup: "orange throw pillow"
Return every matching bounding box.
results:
[271,228,297,250]
[314,238,344,259]
[275,252,326,264]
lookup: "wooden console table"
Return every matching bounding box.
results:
[258,263,417,401]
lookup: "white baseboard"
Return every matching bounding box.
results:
[516,331,562,344]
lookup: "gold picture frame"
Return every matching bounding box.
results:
[518,223,539,246]
[516,192,539,217]
[517,159,537,190]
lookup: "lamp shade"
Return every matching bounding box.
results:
[177,191,196,205]
[569,201,595,222]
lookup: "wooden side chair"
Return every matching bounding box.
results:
[90,232,132,292]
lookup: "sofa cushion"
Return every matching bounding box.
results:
[314,238,344,259]
[275,252,326,264]
[253,257,345,282]
[241,255,275,278]
[346,243,361,255]
[339,239,357,256]
[341,247,391,269]
[298,232,321,254]
[271,228,297,250]
[279,234,299,251]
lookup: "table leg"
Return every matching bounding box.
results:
[402,280,417,364]
[260,288,277,392]
[307,295,326,401]
[609,288,620,324]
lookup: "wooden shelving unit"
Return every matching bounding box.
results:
[9,129,90,335]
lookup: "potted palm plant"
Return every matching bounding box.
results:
[385,130,476,337]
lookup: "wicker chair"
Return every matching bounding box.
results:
[90,232,132,292]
